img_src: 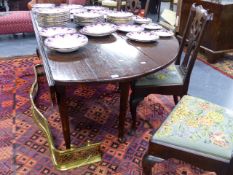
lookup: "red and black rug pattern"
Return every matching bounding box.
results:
[0,56,215,175]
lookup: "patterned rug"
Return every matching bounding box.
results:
[197,53,233,79]
[0,56,216,175]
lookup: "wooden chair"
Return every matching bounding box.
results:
[143,95,233,175]
[129,4,213,132]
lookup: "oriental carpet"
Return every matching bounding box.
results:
[0,56,216,175]
[197,53,233,79]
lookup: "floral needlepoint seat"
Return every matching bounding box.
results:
[143,95,233,175]
[154,95,233,160]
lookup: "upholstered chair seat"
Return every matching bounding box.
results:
[135,64,183,87]
[153,95,233,161]
[144,95,233,175]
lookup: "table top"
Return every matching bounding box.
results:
[31,13,179,86]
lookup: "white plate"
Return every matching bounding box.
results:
[36,7,69,15]
[32,3,55,8]
[133,16,152,24]
[126,31,159,42]
[74,11,103,19]
[141,23,163,30]
[117,24,144,33]
[154,29,174,37]
[107,11,133,19]
[84,6,107,11]
[80,23,117,36]
[39,27,77,37]
[44,33,88,52]
[60,4,83,10]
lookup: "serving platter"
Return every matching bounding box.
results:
[44,33,88,52]
[126,31,159,42]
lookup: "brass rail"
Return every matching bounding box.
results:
[29,64,102,171]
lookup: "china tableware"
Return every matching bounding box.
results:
[117,24,144,33]
[39,27,77,37]
[80,23,117,36]
[126,31,159,42]
[44,33,88,52]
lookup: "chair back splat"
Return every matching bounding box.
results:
[175,4,213,90]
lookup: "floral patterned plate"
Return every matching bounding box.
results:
[141,23,163,30]
[117,24,144,33]
[39,27,77,37]
[107,11,133,19]
[80,23,117,36]
[133,16,152,24]
[154,29,174,37]
[44,33,88,52]
[60,4,83,10]
[84,6,107,11]
[32,3,55,8]
[126,31,159,42]
[74,11,103,19]
[36,7,69,15]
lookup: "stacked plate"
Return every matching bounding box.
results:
[32,3,55,9]
[107,11,133,24]
[84,6,107,11]
[39,27,77,37]
[73,11,104,26]
[36,7,70,27]
[44,33,88,53]
[80,23,117,37]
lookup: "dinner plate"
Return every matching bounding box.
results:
[107,11,133,19]
[133,16,152,24]
[60,4,83,10]
[80,23,117,36]
[154,29,174,37]
[84,6,107,11]
[74,11,103,19]
[117,24,144,33]
[141,23,163,30]
[44,33,88,52]
[39,27,77,37]
[32,3,55,8]
[126,31,159,42]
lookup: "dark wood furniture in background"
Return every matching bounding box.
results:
[31,12,179,149]
[178,0,233,63]
[8,0,31,10]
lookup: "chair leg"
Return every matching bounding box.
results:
[173,95,178,104]
[129,93,143,134]
[142,155,153,175]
